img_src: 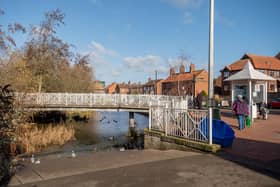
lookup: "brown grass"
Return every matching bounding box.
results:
[16,123,75,154]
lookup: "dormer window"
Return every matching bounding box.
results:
[270,70,275,77]
[224,71,229,78]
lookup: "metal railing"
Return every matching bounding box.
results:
[150,106,209,143]
[15,93,191,110]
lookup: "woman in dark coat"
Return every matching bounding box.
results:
[232,95,249,130]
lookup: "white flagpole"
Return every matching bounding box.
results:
[208,0,214,145]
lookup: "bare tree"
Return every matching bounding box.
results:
[0,10,25,56]
[24,9,71,92]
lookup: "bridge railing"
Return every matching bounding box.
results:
[15,93,190,110]
[149,106,209,143]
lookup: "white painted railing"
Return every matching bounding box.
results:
[150,106,209,143]
[15,93,191,110]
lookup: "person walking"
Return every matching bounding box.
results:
[196,90,203,109]
[232,95,249,130]
[259,100,268,120]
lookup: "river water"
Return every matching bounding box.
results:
[43,111,149,154]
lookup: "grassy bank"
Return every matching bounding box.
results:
[15,123,75,154]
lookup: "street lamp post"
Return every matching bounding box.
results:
[155,70,158,95]
[208,0,214,145]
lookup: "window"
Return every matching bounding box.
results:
[274,71,280,77]
[269,71,275,77]
[258,69,265,74]
[270,84,275,91]
[224,85,229,91]
[224,71,229,78]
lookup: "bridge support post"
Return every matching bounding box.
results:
[129,112,135,128]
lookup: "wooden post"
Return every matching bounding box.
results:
[129,112,135,128]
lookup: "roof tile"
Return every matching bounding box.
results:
[226,53,280,71]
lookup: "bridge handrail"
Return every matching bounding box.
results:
[15,93,191,110]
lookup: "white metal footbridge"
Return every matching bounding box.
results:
[16,93,210,143]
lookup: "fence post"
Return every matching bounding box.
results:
[149,102,152,130]
[36,93,39,105]
[65,93,68,106]
[165,104,168,136]
[209,108,213,145]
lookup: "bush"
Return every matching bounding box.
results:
[0,84,16,184]
[201,90,207,97]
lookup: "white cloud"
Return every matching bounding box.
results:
[122,55,191,75]
[89,41,119,57]
[123,55,163,73]
[83,40,119,67]
[183,11,193,24]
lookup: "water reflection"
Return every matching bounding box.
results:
[94,112,147,137]
[72,111,148,151]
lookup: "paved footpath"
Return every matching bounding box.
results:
[218,109,280,178]
[220,110,280,161]
[8,149,280,187]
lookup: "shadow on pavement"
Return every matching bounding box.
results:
[220,110,234,118]
[215,137,280,181]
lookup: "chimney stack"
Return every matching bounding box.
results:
[179,64,185,74]
[190,63,195,72]
[170,67,175,77]
[276,52,280,60]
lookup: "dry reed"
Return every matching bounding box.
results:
[16,123,75,154]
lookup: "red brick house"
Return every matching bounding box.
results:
[220,53,280,96]
[106,82,117,94]
[106,82,143,94]
[129,83,144,94]
[143,78,163,95]
[161,64,208,96]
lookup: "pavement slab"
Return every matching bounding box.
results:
[10,149,200,186]
[11,153,280,187]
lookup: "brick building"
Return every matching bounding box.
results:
[106,82,143,94]
[220,53,280,96]
[143,78,163,95]
[129,83,144,94]
[92,80,105,93]
[161,64,208,96]
[115,82,130,94]
[106,82,117,94]
[214,75,222,95]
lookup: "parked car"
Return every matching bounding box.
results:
[269,98,280,109]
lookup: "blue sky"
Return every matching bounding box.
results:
[1,0,280,85]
